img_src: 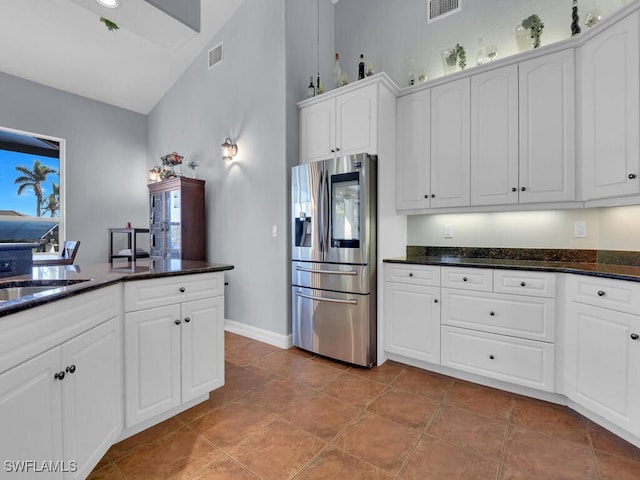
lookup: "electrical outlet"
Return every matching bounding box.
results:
[272,225,278,238]
[574,220,587,238]
[444,224,454,239]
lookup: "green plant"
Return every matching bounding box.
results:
[455,44,466,70]
[522,14,544,48]
[100,17,119,32]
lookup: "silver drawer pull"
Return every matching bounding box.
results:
[296,291,358,305]
[597,290,606,297]
[296,266,357,276]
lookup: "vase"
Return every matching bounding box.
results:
[441,48,458,75]
[514,25,531,52]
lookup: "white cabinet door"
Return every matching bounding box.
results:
[520,49,576,203]
[181,297,225,403]
[471,65,519,206]
[385,282,441,364]
[61,317,122,480]
[582,12,640,200]
[431,77,471,208]
[396,90,431,209]
[0,348,63,480]
[565,302,640,436]
[336,84,378,156]
[124,304,181,427]
[300,97,336,164]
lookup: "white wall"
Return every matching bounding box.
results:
[335,0,625,89]
[0,72,149,264]
[148,0,292,335]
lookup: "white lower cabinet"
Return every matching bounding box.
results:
[0,317,122,480]
[565,276,640,437]
[384,266,557,393]
[384,264,441,364]
[440,268,556,392]
[441,325,555,391]
[124,273,225,428]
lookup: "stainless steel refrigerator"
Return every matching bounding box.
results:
[291,153,377,367]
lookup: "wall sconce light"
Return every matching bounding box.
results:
[221,137,238,161]
[148,165,162,183]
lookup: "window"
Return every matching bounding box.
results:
[0,127,64,251]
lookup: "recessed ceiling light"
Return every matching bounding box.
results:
[96,0,119,8]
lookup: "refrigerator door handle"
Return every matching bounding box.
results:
[296,291,358,305]
[296,266,358,276]
[318,169,325,254]
[323,168,330,253]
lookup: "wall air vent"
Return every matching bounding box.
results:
[208,42,223,68]
[428,0,461,23]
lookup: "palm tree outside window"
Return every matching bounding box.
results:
[0,127,63,249]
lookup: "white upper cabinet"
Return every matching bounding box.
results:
[336,84,378,157]
[471,51,575,206]
[300,83,378,164]
[396,90,431,209]
[471,64,519,206]
[300,97,336,164]
[519,49,576,203]
[431,77,471,208]
[582,11,640,200]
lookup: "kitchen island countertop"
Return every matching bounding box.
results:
[0,259,234,317]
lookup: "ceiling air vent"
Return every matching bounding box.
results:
[428,0,461,23]
[208,42,223,68]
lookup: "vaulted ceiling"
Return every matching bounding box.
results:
[0,0,244,114]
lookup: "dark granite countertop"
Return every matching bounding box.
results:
[384,247,640,283]
[0,259,234,317]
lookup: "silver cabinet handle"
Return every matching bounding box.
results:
[296,291,357,305]
[296,266,357,276]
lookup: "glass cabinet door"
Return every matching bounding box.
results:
[150,192,164,257]
[165,190,181,259]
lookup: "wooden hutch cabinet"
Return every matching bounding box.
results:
[148,177,206,260]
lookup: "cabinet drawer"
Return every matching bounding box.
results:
[441,326,555,392]
[441,267,493,291]
[124,272,224,312]
[441,289,555,342]
[385,264,440,286]
[566,274,640,315]
[494,270,556,298]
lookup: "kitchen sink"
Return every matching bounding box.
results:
[0,279,91,303]
[0,286,64,301]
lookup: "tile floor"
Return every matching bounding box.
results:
[89,332,640,480]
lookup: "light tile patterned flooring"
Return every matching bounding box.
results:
[89,332,640,479]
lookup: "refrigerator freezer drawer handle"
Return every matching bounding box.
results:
[296,292,358,305]
[296,266,358,276]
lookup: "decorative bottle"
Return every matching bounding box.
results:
[358,54,365,80]
[333,53,341,88]
[571,0,581,36]
[307,76,315,98]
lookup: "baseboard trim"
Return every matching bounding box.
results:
[225,319,292,349]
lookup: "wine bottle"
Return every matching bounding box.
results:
[333,53,341,88]
[307,76,315,98]
[358,54,365,80]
